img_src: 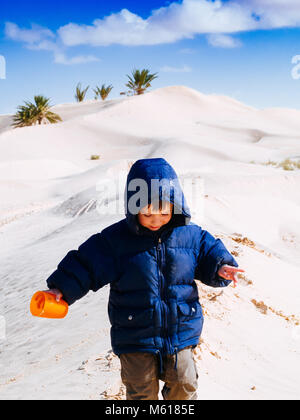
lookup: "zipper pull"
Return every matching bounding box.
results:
[157,237,162,250]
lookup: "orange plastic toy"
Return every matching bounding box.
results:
[30,291,69,319]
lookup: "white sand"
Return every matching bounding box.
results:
[0,86,299,400]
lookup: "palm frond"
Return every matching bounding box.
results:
[125,68,158,95]
[12,95,62,128]
[75,83,89,102]
[94,84,113,100]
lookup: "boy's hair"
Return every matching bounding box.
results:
[142,200,173,215]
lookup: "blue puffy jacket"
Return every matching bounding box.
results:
[46,158,239,360]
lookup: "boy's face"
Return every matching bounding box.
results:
[138,202,173,231]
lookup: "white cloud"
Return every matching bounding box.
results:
[231,0,300,29]
[5,0,300,60]
[60,0,285,49]
[57,1,255,47]
[58,9,151,46]
[4,22,99,66]
[5,22,55,44]
[207,33,242,48]
[160,65,192,73]
[54,53,100,65]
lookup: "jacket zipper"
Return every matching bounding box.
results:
[156,237,171,354]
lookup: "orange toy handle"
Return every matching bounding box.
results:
[30,291,69,319]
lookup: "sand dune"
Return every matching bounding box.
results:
[0,86,299,400]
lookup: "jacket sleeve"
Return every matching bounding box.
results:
[194,228,239,288]
[46,232,116,305]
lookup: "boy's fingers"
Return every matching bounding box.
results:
[45,289,62,302]
[221,266,244,274]
[44,289,56,296]
[233,273,238,287]
[56,292,62,302]
[227,267,244,272]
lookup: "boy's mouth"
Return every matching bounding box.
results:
[150,226,160,230]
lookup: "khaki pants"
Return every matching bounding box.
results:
[119,346,198,400]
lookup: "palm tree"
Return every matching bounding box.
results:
[75,83,89,102]
[13,96,62,128]
[125,69,158,96]
[12,104,36,127]
[94,84,113,101]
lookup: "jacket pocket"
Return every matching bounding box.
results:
[176,301,204,339]
[114,307,154,329]
[177,301,202,320]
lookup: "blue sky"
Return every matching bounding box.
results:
[1,0,300,115]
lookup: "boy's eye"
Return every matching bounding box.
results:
[143,214,170,218]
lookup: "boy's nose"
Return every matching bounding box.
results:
[151,215,162,223]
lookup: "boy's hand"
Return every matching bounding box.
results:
[44,289,63,302]
[217,265,245,288]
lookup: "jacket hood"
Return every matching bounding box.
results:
[124,158,191,237]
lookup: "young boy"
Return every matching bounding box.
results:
[45,158,244,400]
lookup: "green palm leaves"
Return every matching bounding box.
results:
[126,69,158,96]
[75,83,90,102]
[94,84,113,101]
[13,95,62,128]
